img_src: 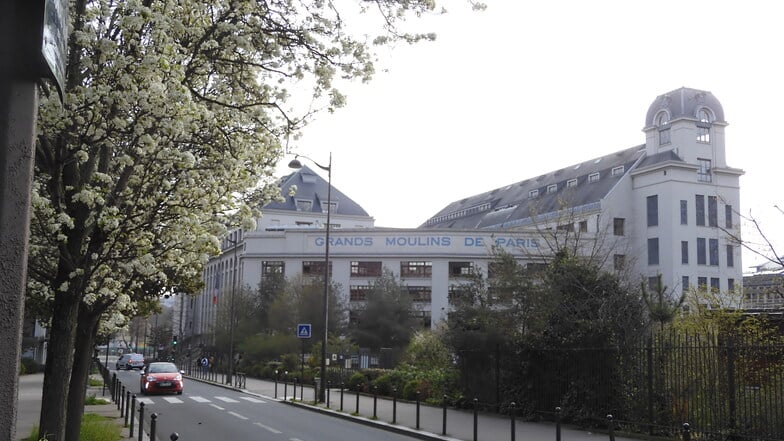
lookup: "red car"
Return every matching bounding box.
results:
[140,362,184,395]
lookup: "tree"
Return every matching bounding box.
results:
[640,274,685,332]
[267,275,347,343]
[351,268,418,352]
[27,1,477,438]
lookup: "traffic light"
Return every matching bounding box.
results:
[172,335,178,346]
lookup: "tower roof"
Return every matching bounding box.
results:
[645,87,725,128]
[264,165,370,217]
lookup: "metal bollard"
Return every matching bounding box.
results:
[170,433,179,441]
[510,402,516,441]
[112,374,117,401]
[327,381,331,408]
[373,386,378,419]
[121,385,126,413]
[392,387,397,424]
[607,414,615,441]
[150,413,158,440]
[442,394,448,435]
[682,423,691,441]
[315,380,318,402]
[274,373,278,398]
[416,391,421,430]
[125,390,131,423]
[300,377,304,400]
[355,384,361,414]
[293,378,297,401]
[138,402,145,441]
[555,407,562,441]
[130,395,136,436]
[473,398,479,441]
[284,379,288,399]
[340,383,344,411]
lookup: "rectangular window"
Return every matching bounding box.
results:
[697,124,710,143]
[588,172,600,183]
[681,241,689,264]
[320,201,337,213]
[647,195,659,227]
[349,285,372,301]
[725,205,733,228]
[295,199,312,211]
[696,195,705,226]
[556,223,573,232]
[698,277,708,291]
[262,261,285,275]
[407,286,432,303]
[547,184,557,194]
[659,128,671,145]
[400,261,432,278]
[350,261,382,277]
[566,179,577,188]
[709,238,719,266]
[613,218,625,236]
[682,276,690,294]
[611,166,624,176]
[528,189,539,199]
[698,158,712,182]
[697,238,707,265]
[449,262,474,277]
[728,278,735,292]
[710,277,720,292]
[726,245,734,267]
[613,254,625,271]
[708,196,718,227]
[303,261,331,276]
[579,220,588,232]
[648,238,659,265]
[680,200,688,225]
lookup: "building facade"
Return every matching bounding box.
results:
[184,87,744,346]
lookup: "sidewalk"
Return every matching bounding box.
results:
[190,373,643,441]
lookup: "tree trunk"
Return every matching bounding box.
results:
[38,294,80,441]
[65,306,101,441]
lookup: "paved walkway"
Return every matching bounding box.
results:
[188,373,643,441]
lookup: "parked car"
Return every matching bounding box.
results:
[139,362,184,395]
[115,353,145,370]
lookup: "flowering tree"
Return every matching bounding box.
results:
[27,1,482,439]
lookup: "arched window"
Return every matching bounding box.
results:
[697,108,712,143]
[657,111,670,145]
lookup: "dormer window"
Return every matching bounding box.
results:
[321,201,337,213]
[566,179,577,188]
[295,199,312,211]
[697,108,712,143]
[547,184,557,194]
[528,189,539,199]
[611,166,624,176]
[657,111,670,145]
[588,172,600,183]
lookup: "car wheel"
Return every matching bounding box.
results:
[177,391,183,395]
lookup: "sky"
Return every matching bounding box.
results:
[275,1,784,272]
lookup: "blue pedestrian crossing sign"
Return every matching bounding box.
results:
[297,324,312,339]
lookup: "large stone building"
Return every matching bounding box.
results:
[183,87,744,347]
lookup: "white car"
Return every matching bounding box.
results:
[115,353,145,370]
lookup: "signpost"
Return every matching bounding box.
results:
[297,324,311,399]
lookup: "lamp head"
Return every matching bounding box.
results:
[288,158,303,169]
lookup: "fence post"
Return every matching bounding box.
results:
[442,394,448,435]
[682,423,691,441]
[473,398,479,441]
[392,387,397,424]
[130,395,136,437]
[555,407,562,441]
[510,402,516,441]
[726,336,737,432]
[646,336,654,436]
[150,413,157,440]
[416,391,421,430]
[137,402,145,441]
[607,414,615,441]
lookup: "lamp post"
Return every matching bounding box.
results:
[225,235,239,386]
[289,153,331,403]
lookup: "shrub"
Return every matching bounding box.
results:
[372,373,393,395]
[347,372,367,392]
[20,357,40,374]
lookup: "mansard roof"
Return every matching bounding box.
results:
[420,145,646,230]
[264,165,370,217]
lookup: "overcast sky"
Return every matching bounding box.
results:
[275,1,784,272]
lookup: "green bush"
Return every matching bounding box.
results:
[20,357,40,375]
[347,371,367,392]
[372,373,394,395]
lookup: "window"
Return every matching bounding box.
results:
[728,278,735,292]
[295,199,313,211]
[547,184,557,194]
[611,166,624,176]
[528,189,539,199]
[350,261,382,277]
[697,109,711,143]
[613,218,625,236]
[696,195,705,226]
[698,277,708,291]
[349,285,372,301]
[588,172,600,183]
[708,196,718,227]
[647,195,659,227]
[648,276,661,291]
[659,128,671,145]
[320,201,337,213]
[681,241,689,264]
[578,220,588,232]
[449,262,474,277]
[400,261,432,278]
[613,254,625,271]
[566,179,577,188]
[657,112,670,145]
[407,286,432,303]
[726,245,734,267]
[648,238,659,265]
[709,238,719,266]
[698,158,712,182]
[295,221,313,226]
[557,223,573,232]
[682,276,690,294]
[725,205,733,228]
[303,261,331,276]
[680,200,688,225]
[697,238,707,265]
[710,277,720,292]
[262,261,284,275]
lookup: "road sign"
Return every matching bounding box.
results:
[297,323,312,339]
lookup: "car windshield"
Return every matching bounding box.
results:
[148,363,178,373]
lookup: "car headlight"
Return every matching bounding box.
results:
[174,374,182,381]
[146,376,156,382]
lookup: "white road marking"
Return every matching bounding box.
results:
[136,398,154,405]
[190,396,211,403]
[239,397,265,403]
[209,404,225,411]
[228,411,248,420]
[254,422,281,434]
[215,396,239,403]
[162,397,183,403]
[290,438,305,441]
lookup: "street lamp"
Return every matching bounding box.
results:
[289,152,331,403]
[225,235,239,386]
